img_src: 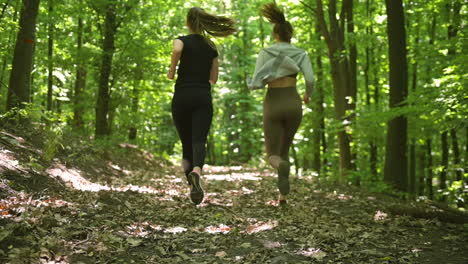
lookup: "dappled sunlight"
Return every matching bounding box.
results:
[202,193,233,206]
[295,248,327,260]
[259,239,282,249]
[0,151,24,172]
[46,164,181,196]
[265,199,280,207]
[204,172,263,182]
[125,222,163,238]
[0,193,73,219]
[326,192,353,201]
[373,210,388,221]
[122,222,188,237]
[163,226,187,234]
[226,187,255,196]
[205,224,231,234]
[242,220,278,234]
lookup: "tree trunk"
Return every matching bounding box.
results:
[128,68,142,140]
[465,127,468,184]
[383,0,408,192]
[315,0,354,180]
[95,4,116,138]
[345,0,358,179]
[312,25,324,175]
[365,0,378,179]
[450,130,461,181]
[73,9,87,130]
[426,139,433,199]
[46,0,53,111]
[6,0,40,111]
[417,144,425,196]
[439,131,448,201]
[0,0,20,98]
[409,24,420,196]
[446,2,462,183]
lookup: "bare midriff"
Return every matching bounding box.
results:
[267,76,297,88]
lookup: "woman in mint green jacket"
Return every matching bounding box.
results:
[249,2,315,205]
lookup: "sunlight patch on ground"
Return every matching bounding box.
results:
[124,222,163,237]
[204,172,263,182]
[295,248,327,260]
[46,164,180,196]
[242,220,278,234]
[326,192,353,200]
[227,187,255,195]
[0,151,23,172]
[373,210,388,221]
[163,226,187,234]
[122,222,188,237]
[205,224,231,234]
[259,239,282,249]
[0,194,73,219]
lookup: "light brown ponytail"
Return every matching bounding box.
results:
[187,7,236,37]
[260,2,293,42]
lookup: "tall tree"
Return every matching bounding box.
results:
[365,0,378,178]
[73,0,87,129]
[128,67,143,140]
[6,0,41,111]
[311,24,326,175]
[46,0,54,111]
[383,0,408,191]
[408,2,420,196]
[313,0,356,179]
[95,3,117,137]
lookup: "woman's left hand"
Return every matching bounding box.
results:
[303,94,310,104]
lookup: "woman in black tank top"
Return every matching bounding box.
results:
[167,7,235,205]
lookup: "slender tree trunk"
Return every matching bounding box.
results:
[465,126,468,185]
[383,0,408,192]
[345,0,357,179]
[426,139,433,199]
[46,0,53,111]
[73,10,86,129]
[440,131,448,201]
[365,0,378,178]
[417,144,425,196]
[128,68,142,140]
[95,4,116,138]
[6,0,40,111]
[0,0,20,99]
[315,0,354,180]
[465,127,468,183]
[450,130,462,181]
[409,21,420,196]
[446,2,462,183]
[312,25,324,175]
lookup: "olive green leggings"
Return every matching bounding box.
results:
[263,87,302,165]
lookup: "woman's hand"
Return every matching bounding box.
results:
[167,70,175,80]
[303,94,310,104]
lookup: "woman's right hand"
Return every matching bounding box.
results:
[167,70,175,80]
[303,94,310,104]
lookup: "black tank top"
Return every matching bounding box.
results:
[176,34,218,88]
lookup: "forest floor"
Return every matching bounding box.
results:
[0,127,467,264]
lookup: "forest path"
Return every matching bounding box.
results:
[1,139,467,263]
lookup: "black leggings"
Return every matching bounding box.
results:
[263,87,302,161]
[171,87,213,170]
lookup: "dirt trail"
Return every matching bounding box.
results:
[0,132,467,263]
